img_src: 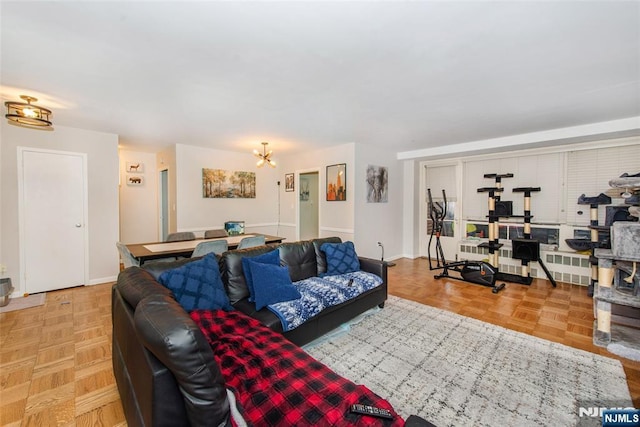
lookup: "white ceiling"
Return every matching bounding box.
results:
[1,1,639,157]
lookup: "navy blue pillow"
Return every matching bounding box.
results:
[158,253,233,312]
[242,249,280,301]
[248,262,301,310]
[320,241,360,276]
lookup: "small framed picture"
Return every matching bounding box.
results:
[326,163,346,201]
[366,164,388,203]
[126,162,144,173]
[285,173,294,192]
[127,175,144,186]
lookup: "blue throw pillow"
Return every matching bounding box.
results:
[320,241,360,276]
[248,262,301,310]
[158,253,233,312]
[242,249,280,301]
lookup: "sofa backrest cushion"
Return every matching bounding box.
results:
[312,237,342,275]
[158,253,233,312]
[134,293,230,427]
[220,245,279,304]
[143,257,200,281]
[279,240,317,282]
[117,267,175,309]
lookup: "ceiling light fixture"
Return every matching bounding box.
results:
[253,142,276,168]
[5,95,53,129]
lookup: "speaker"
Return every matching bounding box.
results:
[495,200,513,217]
[512,239,540,262]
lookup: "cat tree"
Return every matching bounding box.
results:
[593,173,640,359]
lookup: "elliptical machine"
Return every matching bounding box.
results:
[427,188,506,294]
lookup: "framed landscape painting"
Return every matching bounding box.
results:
[326,163,346,201]
[202,169,256,198]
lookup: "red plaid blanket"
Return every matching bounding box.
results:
[191,310,404,426]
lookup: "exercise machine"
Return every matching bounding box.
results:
[428,188,506,293]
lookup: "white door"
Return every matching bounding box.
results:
[20,148,88,294]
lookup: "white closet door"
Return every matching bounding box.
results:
[20,149,87,294]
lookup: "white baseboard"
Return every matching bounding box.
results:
[89,276,118,285]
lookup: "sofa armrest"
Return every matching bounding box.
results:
[112,282,189,427]
[358,256,388,285]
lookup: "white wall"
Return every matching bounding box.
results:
[278,143,356,243]
[402,160,421,258]
[119,142,398,259]
[119,150,159,243]
[1,122,120,293]
[174,144,280,236]
[353,143,404,260]
[143,142,402,262]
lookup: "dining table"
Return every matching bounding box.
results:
[126,234,285,265]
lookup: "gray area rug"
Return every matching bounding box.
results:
[304,296,632,427]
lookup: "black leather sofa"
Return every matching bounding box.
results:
[112,237,389,426]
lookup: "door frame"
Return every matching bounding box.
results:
[17,147,89,294]
[159,168,169,241]
[296,168,321,241]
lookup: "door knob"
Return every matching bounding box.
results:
[75,223,82,227]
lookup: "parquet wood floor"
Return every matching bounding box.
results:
[0,282,125,426]
[1,257,638,426]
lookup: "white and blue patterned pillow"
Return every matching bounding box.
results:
[320,241,360,276]
[158,253,233,312]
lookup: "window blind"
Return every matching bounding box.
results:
[462,152,564,223]
[566,144,640,226]
[425,165,457,201]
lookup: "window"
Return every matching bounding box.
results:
[428,200,455,237]
[465,222,559,245]
[466,223,488,238]
[426,164,457,238]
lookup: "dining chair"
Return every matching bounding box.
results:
[116,242,140,268]
[166,231,196,242]
[237,235,266,249]
[204,229,229,239]
[192,240,228,257]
